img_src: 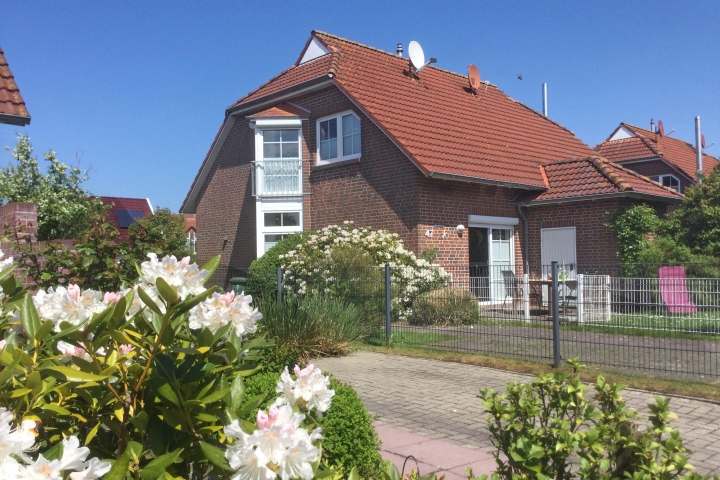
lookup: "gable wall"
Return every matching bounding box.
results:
[618,159,694,193]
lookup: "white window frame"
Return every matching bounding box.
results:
[316,110,361,165]
[650,174,680,192]
[253,123,303,197]
[467,216,517,304]
[256,200,303,258]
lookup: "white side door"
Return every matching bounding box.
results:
[540,227,577,277]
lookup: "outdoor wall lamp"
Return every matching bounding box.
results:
[456,224,465,234]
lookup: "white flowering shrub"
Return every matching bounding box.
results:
[279,222,449,321]
[0,250,340,479]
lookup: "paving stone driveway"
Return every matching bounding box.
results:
[316,351,720,476]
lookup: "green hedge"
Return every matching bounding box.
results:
[407,288,480,326]
[243,371,383,478]
[246,232,305,299]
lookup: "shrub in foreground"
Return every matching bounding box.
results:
[407,288,480,326]
[471,359,707,479]
[244,371,384,479]
[258,294,366,361]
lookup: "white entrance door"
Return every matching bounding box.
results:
[540,227,577,276]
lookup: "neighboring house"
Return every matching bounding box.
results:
[594,122,719,193]
[184,213,197,253]
[0,46,31,126]
[98,197,153,242]
[182,31,683,292]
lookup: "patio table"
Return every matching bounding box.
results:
[527,278,578,315]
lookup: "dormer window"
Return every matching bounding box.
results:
[650,174,680,192]
[317,111,361,164]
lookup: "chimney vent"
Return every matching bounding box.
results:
[396,43,403,57]
[650,118,655,132]
[542,83,548,117]
[696,116,703,182]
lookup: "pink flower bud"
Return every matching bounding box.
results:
[103,292,121,305]
[67,284,81,301]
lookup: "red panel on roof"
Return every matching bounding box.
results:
[0,47,31,126]
[231,31,594,188]
[594,123,719,181]
[98,197,153,242]
[247,102,310,118]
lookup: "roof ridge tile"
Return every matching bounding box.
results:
[589,156,632,191]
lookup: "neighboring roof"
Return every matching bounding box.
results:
[230,31,594,188]
[184,213,196,233]
[594,123,719,181]
[0,47,31,126]
[517,156,684,205]
[98,196,154,242]
[247,102,310,118]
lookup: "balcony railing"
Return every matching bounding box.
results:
[252,159,302,197]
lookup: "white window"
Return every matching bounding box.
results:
[316,111,361,164]
[649,174,680,192]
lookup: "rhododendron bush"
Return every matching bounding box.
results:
[0,251,338,479]
[279,222,449,320]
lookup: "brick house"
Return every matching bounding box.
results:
[181,31,683,293]
[594,122,719,193]
[0,46,31,126]
[97,197,154,243]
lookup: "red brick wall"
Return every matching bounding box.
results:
[617,159,693,193]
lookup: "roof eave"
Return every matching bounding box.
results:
[428,172,546,190]
[516,191,683,207]
[0,113,31,126]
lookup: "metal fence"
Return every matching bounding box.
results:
[280,261,720,378]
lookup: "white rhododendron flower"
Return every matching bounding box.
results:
[0,249,13,272]
[275,365,334,414]
[33,285,106,332]
[0,408,109,480]
[224,404,321,480]
[140,253,208,300]
[188,291,262,338]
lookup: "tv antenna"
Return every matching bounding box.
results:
[408,41,436,74]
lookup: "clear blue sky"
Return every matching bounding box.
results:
[2,1,718,211]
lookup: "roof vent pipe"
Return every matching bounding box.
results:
[396,43,403,57]
[542,83,548,117]
[650,118,655,132]
[696,116,703,182]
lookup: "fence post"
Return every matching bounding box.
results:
[523,273,530,321]
[551,261,561,368]
[385,264,392,345]
[604,275,611,322]
[577,274,584,324]
[276,266,283,303]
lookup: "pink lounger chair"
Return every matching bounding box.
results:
[658,266,697,314]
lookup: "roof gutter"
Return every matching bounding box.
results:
[428,172,546,191]
[0,113,31,126]
[515,191,683,207]
[227,76,334,116]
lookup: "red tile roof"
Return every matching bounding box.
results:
[0,47,31,126]
[594,123,719,181]
[519,156,684,204]
[231,31,595,189]
[98,196,153,242]
[247,102,310,118]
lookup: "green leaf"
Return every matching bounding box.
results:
[103,456,128,480]
[84,422,101,445]
[155,380,181,408]
[228,374,245,412]
[44,366,110,382]
[138,286,163,316]
[201,387,232,405]
[172,286,216,317]
[19,294,41,340]
[41,404,71,415]
[347,466,360,480]
[199,441,232,471]
[139,448,183,480]
[34,320,55,342]
[156,277,180,305]
[200,255,221,284]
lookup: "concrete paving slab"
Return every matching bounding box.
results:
[375,424,433,449]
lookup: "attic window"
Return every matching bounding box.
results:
[115,209,144,228]
[650,174,680,192]
[317,111,361,165]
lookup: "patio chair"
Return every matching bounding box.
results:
[658,266,697,314]
[501,271,540,309]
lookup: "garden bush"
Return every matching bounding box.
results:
[246,232,306,299]
[243,370,384,479]
[258,294,366,360]
[407,288,480,326]
[473,359,705,479]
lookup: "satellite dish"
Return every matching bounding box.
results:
[408,41,425,70]
[658,120,665,137]
[702,135,706,149]
[468,64,481,90]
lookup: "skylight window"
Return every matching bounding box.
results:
[115,209,145,228]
